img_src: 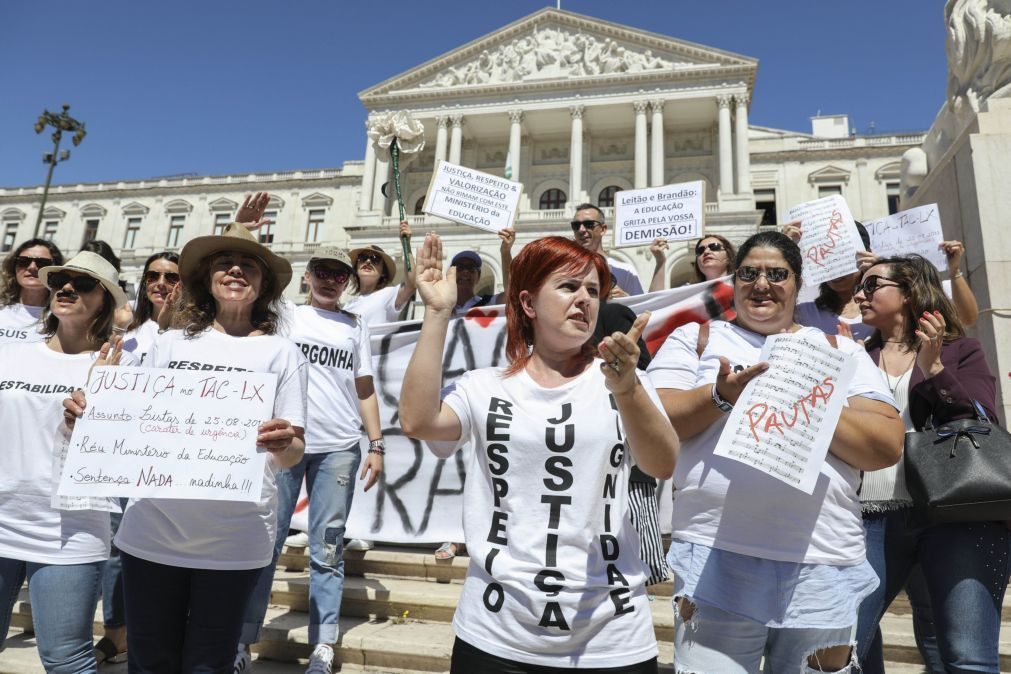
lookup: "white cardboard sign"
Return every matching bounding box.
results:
[424,160,522,233]
[786,195,866,288]
[57,366,277,502]
[613,181,705,248]
[864,204,947,272]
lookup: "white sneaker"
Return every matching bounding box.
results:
[285,531,310,547]
[305,644,334,674]
[233,643,251,673]
[345,538,373,551]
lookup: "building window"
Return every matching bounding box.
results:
[42,220,58,241]
[298,277,310,294]
[414,197,425,215]
[166,215,185,248]
[2,224,17,253]
[123,217,141,248]
[306,209,324,243]
[538,188,566,210]
[597,185,621,208]
[258,211,279,245]
[82,219,99,247]
[886,182,901,214]
[213,213,231,236]
[817,184,843,198]
[755,189,777,227]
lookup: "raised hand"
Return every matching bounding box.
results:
[781,219,803,243]
[714,356,769,406]
[939,240,965,273]
[915,310,946,378]
[415,233,457,314]
[399,220,413,240]
[856,250,878,274]
[498,227,516,253]
[650,238,668,263]
[598,311,649,395]
[236,192,270,225]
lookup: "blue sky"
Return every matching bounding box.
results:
[0,1,946,188]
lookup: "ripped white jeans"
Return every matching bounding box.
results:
[674,597,857,674]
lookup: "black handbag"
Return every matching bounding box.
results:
[903,401,1011,523]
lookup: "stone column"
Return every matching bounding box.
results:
[650,99,666,187]
[734,93,752,194]
[508,110,523,181]
[717,94,734,195]
[448,114,464,165]
[434,115,449,164]
[633,101,648,189]
[359,131,376,212]
[569,105,584,204]
[372,154,390,215]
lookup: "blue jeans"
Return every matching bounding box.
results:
[101,498,128,628]
[241,445,361,646]
[856,510,1010,674]
[0,557,103,674]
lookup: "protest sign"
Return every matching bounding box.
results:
[57,366,277,502]
[864,204,947,272]
[424,160,522,233]
[613,181,705,248]
[714,333,855,494]
[787,195,865,289]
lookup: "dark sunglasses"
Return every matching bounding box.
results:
[570,219,603,232]
[735,266,792,284]
[312,267,351,284]
[144,270,181,285]
[46,272,102,293]
[853,275,903,298]
[15,256,53,269]
[695,242,725,257]
[357,252,383,266]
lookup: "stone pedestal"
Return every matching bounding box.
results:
[904,98,1011,423]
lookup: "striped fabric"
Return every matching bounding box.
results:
[627,480,670,586]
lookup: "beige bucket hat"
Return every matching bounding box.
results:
[179,222,293,291]
[38,251,129,308]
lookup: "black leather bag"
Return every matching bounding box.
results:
[904,401,1011,523]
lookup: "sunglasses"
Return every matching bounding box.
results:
[312,267,351,284]
[15,256,53,269]
[852,275,903,298]
[695,242,725,257]
[144,270,181,285]
[735,266,792,284]
[570,219,603,232]
[46,272,102,293]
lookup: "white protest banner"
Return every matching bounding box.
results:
[293,278,735,543]
[864,203,947,272]
[787,195,865,289]
[613,181,705,248]
[713,333,855,494]
[424,160,522,233]
[57,366,277,502]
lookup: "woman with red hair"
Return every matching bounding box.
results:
[400,234,677,673]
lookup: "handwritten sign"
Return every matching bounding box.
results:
[57,366,277,502]
[613,181,705,248]
[713,333,855,494]
[787,195,865,288]
[864,204,946,272]
[424,160,522,233]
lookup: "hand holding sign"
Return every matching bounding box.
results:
[598,311,649,394]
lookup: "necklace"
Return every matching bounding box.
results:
[880,346,915,397]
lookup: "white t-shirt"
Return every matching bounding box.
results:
[0,342,138,564]
[121,319,161,364]
[647,321,895,566]
[343,285,408,326]
[436,364,659,668]
[606,257,644,296]
[288,304,373,453]
[115,328,308,570]
[0,303,45,345]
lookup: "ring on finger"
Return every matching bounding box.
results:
[608,358,621,372]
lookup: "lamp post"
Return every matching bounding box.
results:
[32,104,86,239]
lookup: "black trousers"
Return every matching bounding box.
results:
[451,637,659,674]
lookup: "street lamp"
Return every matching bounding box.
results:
[32,104,87,239]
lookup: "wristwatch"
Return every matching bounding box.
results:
[711,384,733,413]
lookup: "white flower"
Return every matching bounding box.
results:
[367,111,425,159]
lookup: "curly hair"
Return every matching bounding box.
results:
[173,254,283,337]
[128,251,180,332]
[0,239,64,308]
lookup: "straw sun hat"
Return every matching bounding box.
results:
[179,222,293,291]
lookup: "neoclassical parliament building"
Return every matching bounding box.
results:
[0,9,924,298]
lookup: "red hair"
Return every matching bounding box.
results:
[503,236,611,376]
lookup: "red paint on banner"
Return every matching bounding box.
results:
[465,308,500,328]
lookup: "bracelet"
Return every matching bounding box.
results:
[711,383,733,413]
[368,439,386,455]
[950,271,963,279]
[368,447,386,456]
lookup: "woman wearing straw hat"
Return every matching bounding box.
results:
[344,221,416,327]
[64,223,308,672]
[0,251,132,673]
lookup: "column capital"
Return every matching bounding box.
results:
[569,104,585,119]
[436,115,449,128]
[717,94,734,109]
[650,99,665,113]
[734,93,750,107]
[633,100,649,114]
[450,114,464,127]
[508,109,524,124]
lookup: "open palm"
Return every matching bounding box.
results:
[415,233,457,313]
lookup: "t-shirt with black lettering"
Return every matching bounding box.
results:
[115,328,308,570]
[0,341,139,564]
[343,285,408,326]
[121,318,161,364]
[288,304,373,452]
[0,303,44,345]
[435,363,660,668]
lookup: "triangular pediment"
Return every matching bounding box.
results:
[808,165,851,184]
[208,197,238,212]
[359,8,756,105]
